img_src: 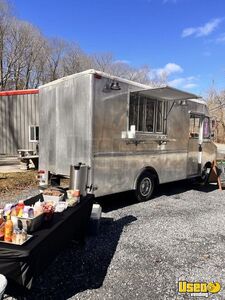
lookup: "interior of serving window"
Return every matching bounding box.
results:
[128,93,167,134]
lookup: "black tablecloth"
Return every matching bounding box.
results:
[0,194,93,296]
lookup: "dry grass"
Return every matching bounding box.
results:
[0,171,70,202]
[0,171,38,199]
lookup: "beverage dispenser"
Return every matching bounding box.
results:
[69,163,89,196]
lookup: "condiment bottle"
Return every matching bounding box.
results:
[11,206,17,216]
[0,209,4,224]
[0,209,5,241]
[28,207,34,218]
[74,189,80,203]
[23,206,29,218]
[34,200,43,216]
[3,203,13,217]
[4,214,13,242]
[16,200,24,217]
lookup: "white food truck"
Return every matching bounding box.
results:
[38,69,216,201]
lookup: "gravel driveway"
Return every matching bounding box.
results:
[5,181,225,300]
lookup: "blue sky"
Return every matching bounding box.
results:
[12,0,225,96]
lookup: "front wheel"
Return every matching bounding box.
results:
[135,172,155,202]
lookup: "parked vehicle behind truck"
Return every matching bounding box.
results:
[38,69,216,201]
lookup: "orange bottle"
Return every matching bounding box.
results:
[4,214,13,242]
[0,209,5,240]
[16,200,24,217]
[0,209,4,225]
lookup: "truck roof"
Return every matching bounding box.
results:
[39,69,204,104]
[39,69,151,89]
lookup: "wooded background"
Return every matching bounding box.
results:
[0,0,225,142]
[0,0,165,90]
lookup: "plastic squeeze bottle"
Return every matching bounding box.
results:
[4,214,13,242]
[0,209,5,240]
[16,200,24,217]
[0,209,4,224]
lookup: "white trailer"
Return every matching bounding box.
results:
[38,69,216,200]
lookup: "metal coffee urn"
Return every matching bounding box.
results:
[69,163,89,197]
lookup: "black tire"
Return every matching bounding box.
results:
[200,163,211,185]
[135,171,155,202]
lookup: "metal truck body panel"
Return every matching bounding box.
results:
[39,69,216,197]
[39,73,93,176]
[0,90,39,155]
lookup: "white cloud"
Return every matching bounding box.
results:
[151,63,198,90]
[153,63,183,78]
[215,33,225,44]
[113,59,131,64]
[168,76,198,90]
[182,18,222,38]
[183,83,198,89]
[168,78,185,86]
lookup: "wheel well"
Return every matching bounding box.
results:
[134,167,159,189]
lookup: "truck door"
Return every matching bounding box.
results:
[187,113,203,176]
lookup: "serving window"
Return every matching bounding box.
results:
[129,93,167,134]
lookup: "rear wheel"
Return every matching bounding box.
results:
[135,172,155,202]
[200,163,212,185]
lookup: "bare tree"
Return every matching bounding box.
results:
[62,43,92,75]
[45,38,67,81]
[207,86,225,143]
[0,0,164,89]
[90,53,153,85]
[30,39,49,88]
[2,19,48,89]
[0,0,12,90]
[21,23,46,89]
[91,52,114,73]
[90,53,166,86]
